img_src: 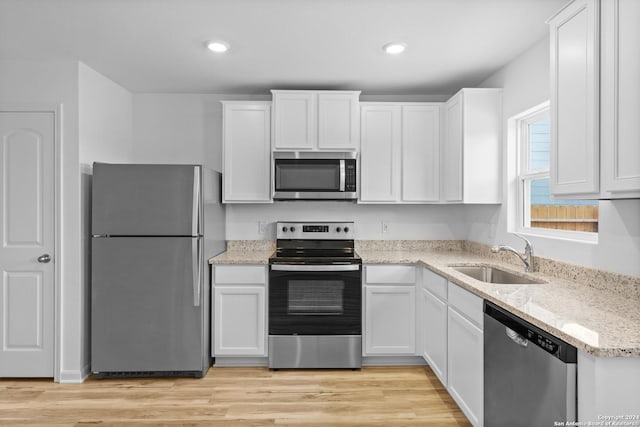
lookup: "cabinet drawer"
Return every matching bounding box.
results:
[214,265,266,285]
[366,265,416,284]
[423,268,447,300]
[447,281,483,328]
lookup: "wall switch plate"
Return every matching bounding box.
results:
[382,221,389,233]
[258,221,267,234]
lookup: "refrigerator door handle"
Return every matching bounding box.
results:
[192,239,201,307]
[192,166,200,236]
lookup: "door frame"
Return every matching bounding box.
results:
[0,105,62,381]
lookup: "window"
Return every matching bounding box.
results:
[516,102,598,237]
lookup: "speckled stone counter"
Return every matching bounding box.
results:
[209,239,640,357]
[209,240,274,265]
[357,242,640,358]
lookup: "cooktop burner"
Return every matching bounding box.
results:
[269,221,359,265]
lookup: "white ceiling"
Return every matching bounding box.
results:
[0,0,566,95]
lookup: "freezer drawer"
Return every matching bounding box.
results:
[91,236,205,375]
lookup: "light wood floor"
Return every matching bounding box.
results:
[0,366,471,426]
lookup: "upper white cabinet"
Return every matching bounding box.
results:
[548,0,639,199]
[221,101,272,203]
[548,0,600,198]
[271,90,360,151]
[442,88,502,204]
[360,103,441,203]
[600,0,640,198]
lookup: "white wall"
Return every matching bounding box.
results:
[227,203,468,240]
[78,62,133,380]
[472,37,640,277]
[79,63,133,164]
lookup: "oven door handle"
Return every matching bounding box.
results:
[271,264,360,272]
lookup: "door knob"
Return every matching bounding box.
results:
[37,254,51,263]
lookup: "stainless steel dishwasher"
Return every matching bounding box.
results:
[484,301,577,426]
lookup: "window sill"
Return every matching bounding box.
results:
[515,227,598,244]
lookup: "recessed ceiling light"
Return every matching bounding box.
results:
[206,40,230,53]
[383,42,407,55]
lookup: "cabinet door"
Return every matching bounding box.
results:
[402,105,440,202]
[600,0,640,197]
[549,0,600,197]
[461,90,502,204]
[443,93,463,202]
[214,286,266,356]
[447,307,483,427]
[318,92,359,150]
[360,105,401,202]
[364,285,416,355]
[222,103,271,202]
[421,288,448,386]
[272,92,316,150]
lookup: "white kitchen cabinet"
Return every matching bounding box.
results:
[548,0,600,198]
[447,281,484,427]
[360,104,401,202]
[213,265,267,357]
[420,268,448,386]
[402,105,441,202]
[360,103,441,203]
[271,90,360,151]
[442,88,502,204]
[221,101,271,203]
[600,0,640,198]
[577,351,640,422]
[364,265,416,355]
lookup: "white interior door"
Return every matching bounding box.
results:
[0,111,55,377]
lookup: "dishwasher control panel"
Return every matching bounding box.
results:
[527,330,559,356]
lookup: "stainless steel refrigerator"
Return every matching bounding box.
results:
[91,163,225,378]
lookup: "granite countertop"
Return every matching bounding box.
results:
[358,248,640,358]
[209,240,274,265]
[209,240,640,358]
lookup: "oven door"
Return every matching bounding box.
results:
[268,264,362,335]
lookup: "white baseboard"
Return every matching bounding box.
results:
[213,357,269,367]
[58,364,91,383]
[362,356,427,366]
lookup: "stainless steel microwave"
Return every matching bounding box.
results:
[273,152,358,200]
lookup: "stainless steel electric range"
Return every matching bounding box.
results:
[268,221,362,369]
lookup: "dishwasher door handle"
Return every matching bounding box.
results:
[505,327,528,347]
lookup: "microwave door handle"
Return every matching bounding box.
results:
[339,160,345,191]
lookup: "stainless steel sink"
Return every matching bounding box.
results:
[450,265,546,285]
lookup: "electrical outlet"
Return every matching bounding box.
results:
[258,221,267,234]
[382,221,389,233]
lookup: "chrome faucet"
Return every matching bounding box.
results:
[491,234,535,272]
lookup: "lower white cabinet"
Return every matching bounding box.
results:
[421,287,448,384]
[447,282,484,427]
[213,265,267,356]
[364,265,416,355]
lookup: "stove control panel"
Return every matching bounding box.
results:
[276,221,355,239]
